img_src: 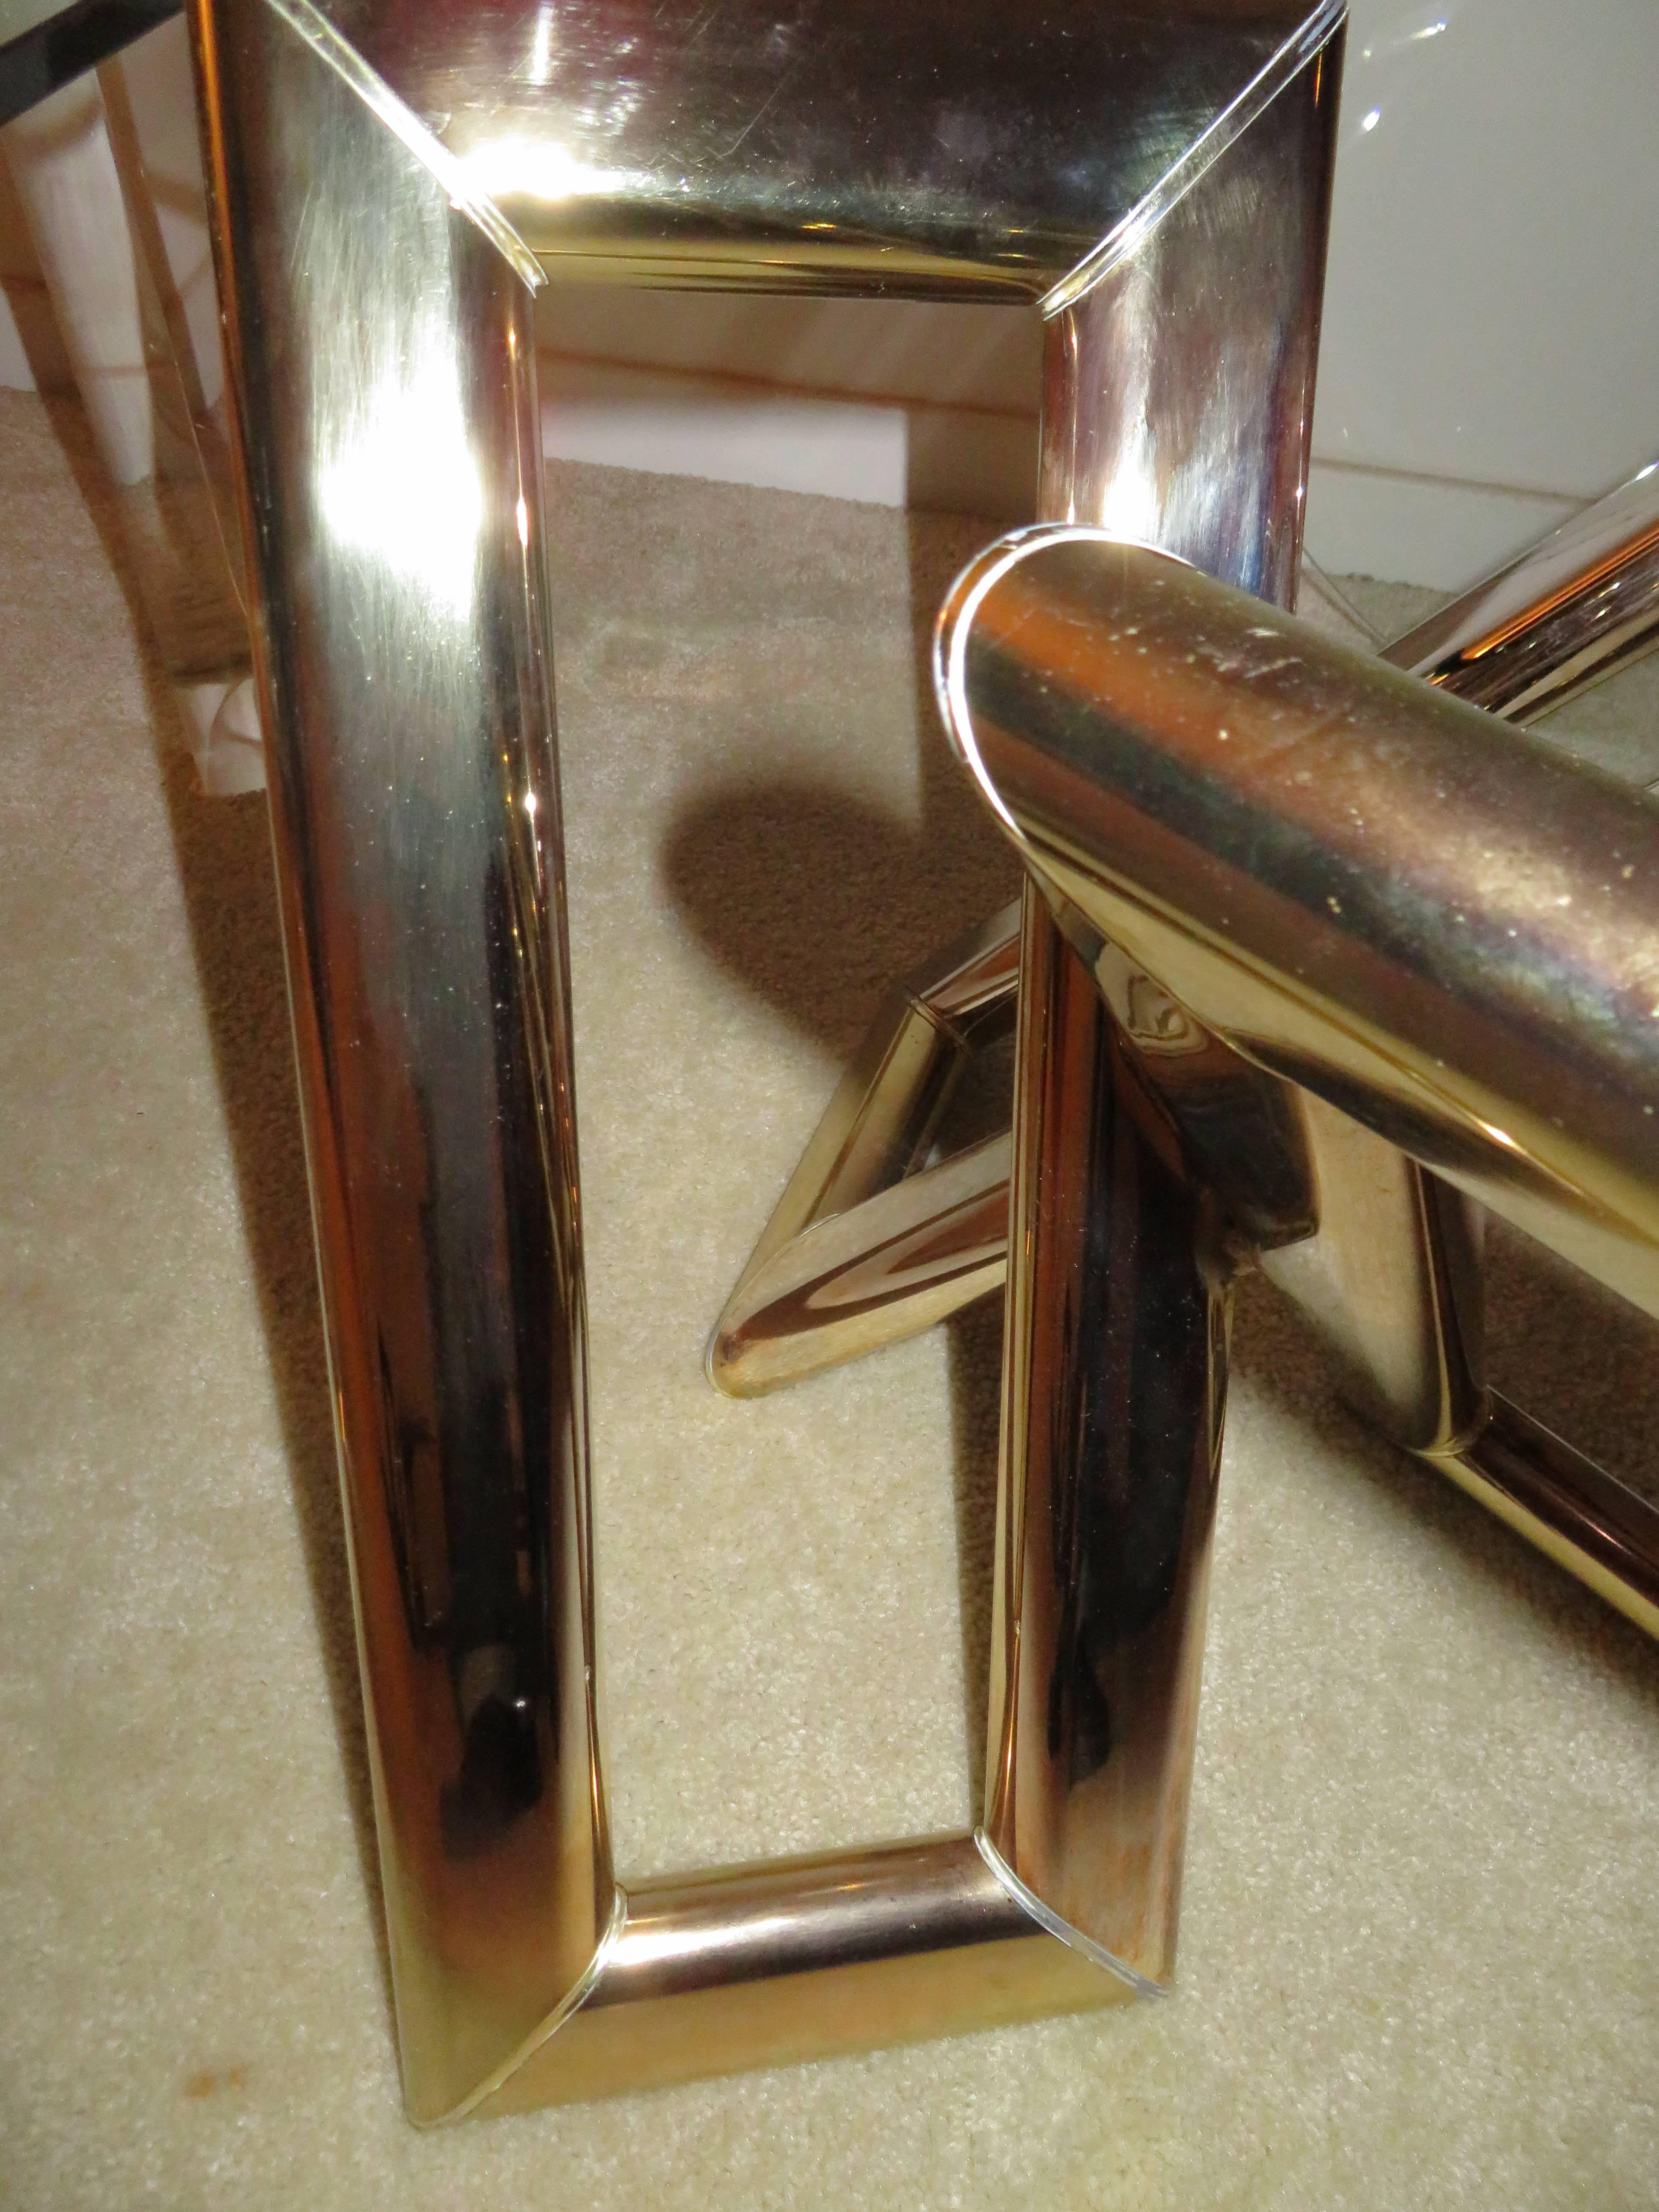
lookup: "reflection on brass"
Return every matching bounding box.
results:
[320,0,1344,302]
[191,0,1348,2125]
[1257,1095,1486,1455]
[476,1834,1131,2118]
[729,458,1659,1633]
[728,462,1659,1336]
[985,43,1341,1961]
[195,0,609,2118]
[1436,1396,1659,1642]
[1392,457,1659,725]
[709,904,1019,1394]
[937,527,1659,1641]
[983,889,1232,1982]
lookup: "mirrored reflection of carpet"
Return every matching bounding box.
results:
[2,387,1656,2211]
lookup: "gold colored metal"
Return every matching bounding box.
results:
[981,887,1232,1982]
[937,527,1659,1641]
[941,534,1659,1315]
[719,457,1659,1360]
[1434,1397,1659,1642]
[189,0,1349,2125]
[723,458,1659,1634]
[979,43,1341,1958]
[313,0,1344,302]
[709,904,1018,1395]
[475,1835,1130,2118]
[1392,457,1659,725]
[194,0,610,2120]
[1256,1096,1485,1454]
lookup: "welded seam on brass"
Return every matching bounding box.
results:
[1040,0,1346,317]
[432,1883,630,2127]
[258,0,544,290]
[972,1830,1164,1998]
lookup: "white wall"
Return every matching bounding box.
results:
[4,0,1654,588]
[1308,0,1658,580]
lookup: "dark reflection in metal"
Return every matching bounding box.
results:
[1042,1020,1220,1796]
[195,0,607,2117]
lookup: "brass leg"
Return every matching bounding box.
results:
[193,0,607,2119]
[982,888,1231,1979]
[978,38,1344,1966]
[2,58,250,780]
[707,902,1018,1395]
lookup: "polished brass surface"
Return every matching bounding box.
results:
[977,40,1341,1970]
[939,531,1659,1316]
[711,1131,1012,1399]
[192,0,1349,2124]
[195,0,610,2119]
[1256,1095,1485,1454]
[714,33,1346,1392]
[1437,1395,1659,1643]
[709,903,1018,1394]
[476,1835,1131,2116]
[294,0,1343,301]
[937,526,1659,1638]
[723,459,1659,1630]
[982,888,1231,1983]
[1391,457,1659,726]
[720,474,1659,1390]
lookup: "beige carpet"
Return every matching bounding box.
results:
[3,386,1658,2208]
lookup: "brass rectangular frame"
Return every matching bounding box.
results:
[187,0,1348,2122]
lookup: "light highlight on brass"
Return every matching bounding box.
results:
[722,462,1659,1639]
[936,527,1659,1641]
[190,0,1349,2125]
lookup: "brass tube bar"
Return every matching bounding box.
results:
[1389,456,1659,724]
[193,0,610,2120]
[938,531,1659,1315]
[1438,1395,1659,1639]
[713,456,1659,1635]
[935,527,1659,1635]
[474,1834,1125,2118]
[708,904,1020,1391]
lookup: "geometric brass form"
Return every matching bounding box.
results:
[708,902,1019,1396]
[936,530,1659,1624]
[187,0,1347,2123]
[712,467,1659,1640]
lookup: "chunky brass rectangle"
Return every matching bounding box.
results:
[189,0,1347,2120]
